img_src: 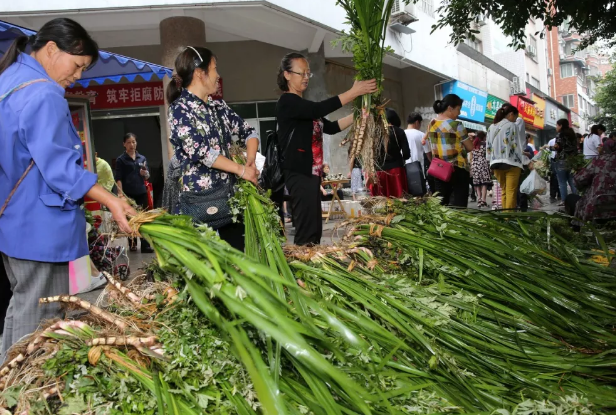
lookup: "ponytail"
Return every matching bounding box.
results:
[432,99,443,114]
[493,103,518,124]
[0,35,29,77]
[165,46,216,104]
[433,94,463,114]
[0,18,98,78]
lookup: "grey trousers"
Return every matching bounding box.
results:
[1,254,68,361]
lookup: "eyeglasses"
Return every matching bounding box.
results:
[288,70,313,79]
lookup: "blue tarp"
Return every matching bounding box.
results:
[0,20,172,87]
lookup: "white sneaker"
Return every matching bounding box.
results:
[77,273,108,294]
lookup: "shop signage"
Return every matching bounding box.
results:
[510,95,536,125]
[531,94,546,129]
[485,94,506,121]
[544,100,558,127]
[442,80,488,123]
[67,79,223,110]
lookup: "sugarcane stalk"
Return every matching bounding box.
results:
[102,271,143,305]
[87,335,158,348]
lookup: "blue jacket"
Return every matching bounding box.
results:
[0,53,97,262]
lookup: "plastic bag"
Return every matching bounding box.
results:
[520,170,547,196]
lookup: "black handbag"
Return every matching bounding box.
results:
[179,182,235,229]
[259,125,293,192]
[178,109,235,230]
[405,161,427,196]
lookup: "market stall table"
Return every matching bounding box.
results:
[322,179,349,223]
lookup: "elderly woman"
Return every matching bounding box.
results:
[572,138,616,222]
[0,18,134,358]
[276,52,376,246]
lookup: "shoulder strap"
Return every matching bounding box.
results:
[0,79,49,218]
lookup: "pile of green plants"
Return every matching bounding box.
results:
[2,186,615,414]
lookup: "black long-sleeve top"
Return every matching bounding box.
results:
[376,126,411,171]
[276,93,342,176]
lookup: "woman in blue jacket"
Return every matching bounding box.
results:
[0,18,135,359]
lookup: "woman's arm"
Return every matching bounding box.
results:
[279,80,377,121]
[337,114,354,131]
[397,128,411,161]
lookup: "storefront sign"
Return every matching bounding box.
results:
[485,94,506,121]
[442,80,488,123]
[67,79,224,110]
[510,95,536,125]
[531,94,545,129]
[544,100,558,127]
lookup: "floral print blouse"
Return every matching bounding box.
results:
[168,89,259,192]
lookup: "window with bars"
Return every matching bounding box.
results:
[417,0,435,17]
[465,37,483,53]
[561,94,575,108]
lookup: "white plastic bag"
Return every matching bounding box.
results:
[520,170,547,196]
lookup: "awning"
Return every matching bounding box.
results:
[0,20,172,87]
[460,120,487,132]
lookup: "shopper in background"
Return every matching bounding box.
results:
[426,94,471,207]
[404,112,427,196]
[348,146,363,201]
[523,134,534,159]
[584,124,605,159]
[167,46,259,252]
[547,136,560,202]
[162,154,182,214]
[0,18,135,359]
[115,132,153,253]
[371,108,411,198]
[276,52,376,246]
[549,118,579,206]
[486,104,527,210]
[572,138,616,222]
[95,152,115,193]
[470,131,491,208]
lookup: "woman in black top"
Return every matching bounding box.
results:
[550,118,579,204]
[371,108,411,198]
[276,52,376,246]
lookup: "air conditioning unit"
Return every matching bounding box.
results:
[527,45,537,56]
[547,68,553,76]
[510,76,525,96]
[559,53,567,60]
[390,0,419,25]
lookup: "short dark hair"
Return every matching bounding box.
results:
[609,132,616,139]
[433,94,464,114]
[385,108,401,128]
[591,124,606,135]
[0,18,99,77]
[407,112,423,125]
[557,118,570,129]
[123,132,136,143]
[277,52,307,92]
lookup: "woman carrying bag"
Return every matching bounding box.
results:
[486,104,528,210]
[0,18,135,359]
[167,46,259,252]
[425,94,473,207]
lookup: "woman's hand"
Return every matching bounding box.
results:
[351,79,378,98]
[106,197,137,234]
[239,164,259,185]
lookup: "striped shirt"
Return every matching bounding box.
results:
[427,119,469,169]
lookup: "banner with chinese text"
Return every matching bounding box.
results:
[67,80,223,110]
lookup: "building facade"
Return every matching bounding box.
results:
[1,0,593,172]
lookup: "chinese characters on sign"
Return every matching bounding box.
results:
[442,80,488,123]
[66,80,223,110]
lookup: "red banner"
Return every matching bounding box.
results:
[510,95,536,125]
[66,79,223,110]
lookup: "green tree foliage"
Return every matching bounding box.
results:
[592,67,616,131]
[422,0,616,49]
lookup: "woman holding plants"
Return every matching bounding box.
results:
[276,52,376,246]
[0,18,135,359]
[167,46,259,252]
[486,104,528,210]
[426,94,472,207]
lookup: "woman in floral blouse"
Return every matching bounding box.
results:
[167,46,259,251]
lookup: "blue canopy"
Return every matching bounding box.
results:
[0,20,172,87]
